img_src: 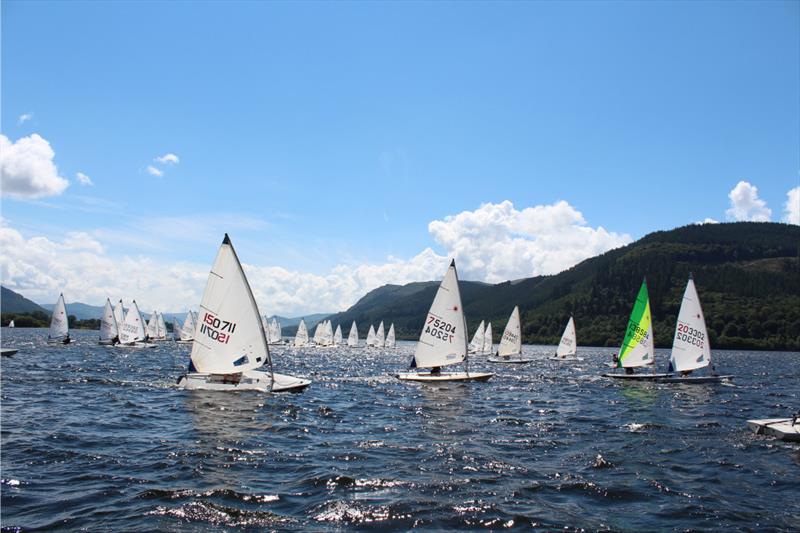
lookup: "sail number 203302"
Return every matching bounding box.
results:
[199,312,236,344]
[425,315,456,343]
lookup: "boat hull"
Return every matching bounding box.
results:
[603,372,672,381]
[549,356,584,362]
[177,370,311,392]
[175,340,194,345]
[395,371,494,382]
[98,340,117,346]
[656,375,733,384]
[115,342,157,349]
[486,356,534,364]
[747,418,800,442]
[1,349,18,357]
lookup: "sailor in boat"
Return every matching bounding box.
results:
[612,353,634,374]
[430,366,441,375]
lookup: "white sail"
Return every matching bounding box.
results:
[99,298,118,343]
[386,323,396,348]
[294,319,309,347]
[483,322,493,354]
[312,322,321,344]
[347,321,358,347]
[114,300,125,332]
[157,312,167,339]
[670,276,711,373]
[146,312,158,339]
[48,293,69,341]
[119,300,147,344]
[469,320,485,353]
[412,260,467,369]
[268,318,282,343]
[333,324,343,345]
[189,234,270,374]
[497,306,522,357]
[8,320,14,328]
[366,324,376,346]
[180,312,196,341]
[375,321,385,348]
[556,316,577,357]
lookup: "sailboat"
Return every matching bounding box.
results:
[146,312,158,341]
[176,312,196,344]
[551,315,582,361]
[603,279,669,380]
[117,300,156,348]
[294,319,309,347]
[156,312,168,341]
[177,234,310,392]
[396,260,493,382]
[366,324,377,347]
[468,320,485,354]
[386,323,396,348]
[657,275,733,383]
[333,324,343,345]
[113,300,125,335]
[268,318,284,345]
[375,321,385,348]
[47,293,71,344]
[99,297,120,345]
[488,306,533,363]
[8,320,14,328]
[482,322,493,355]
[347,321,359,347]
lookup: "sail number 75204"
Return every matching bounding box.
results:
[425,315,456,342]
[199,312,236,344]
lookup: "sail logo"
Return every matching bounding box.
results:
[425,315,456,343]
[199,311,236,344]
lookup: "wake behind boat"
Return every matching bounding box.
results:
[396,259,492,383]
[176,234,310,393]
[487,306,534,364]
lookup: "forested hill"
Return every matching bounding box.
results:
[325,222,800,351]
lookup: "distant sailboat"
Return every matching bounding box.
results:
[483,322,493,355]
[146,312,158,341]
[156,312,168,341]
[8,320,14,328]
[176,312,196,344]
[347,321,359,347]
[268,318,284,345]
[177,234,310,392]
[552,315,581,361]
[603,279,669,380]
[396,260,493,382]
[658,275,732,383]
[294,319,309,347]
[333,324,343,345]
[113,300,125,334]
[47,293,71,344]
[99,297,119,345]
[488,306,533,363]
[468,320,485,354]
[386,323,396,348]
[366,324,377,347]
[117,300,155,348]
[375,321,385,348]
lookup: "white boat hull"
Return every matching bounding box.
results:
[486,356,534,364]
[549,356,584,362]
[603,372,672,381]
[747,418,800,442]
[395,371,494,382]
[656,375,733,384]
[1,349,18,357]
[175,339,194,345]
[177,370,311,392]
[115,342,157,349]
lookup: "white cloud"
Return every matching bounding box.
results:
[76,172,93,186]
[428,200,631,282]
[18,113,33,125]
[155,153,180,165]
[783,186,800,225]
[725,181,772,222]
[0,134,70,199]
[696,218,719,225]
[0,200,630,315]
[146,165,164,177]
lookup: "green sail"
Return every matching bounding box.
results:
[618,280,653,368]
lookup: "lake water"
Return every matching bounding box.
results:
[1,328,798,531]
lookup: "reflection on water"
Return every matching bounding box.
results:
[1,328,799,532]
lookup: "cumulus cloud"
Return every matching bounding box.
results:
[428,200,631,282]
[0,200,630,315]
[783,186,799,225]
[76,172,93,186]
[155,153,180,165]
[0,134,70,199]
[18,113,33,125]
[725,181,771,222]
[696,218,719,225]
[146,165,163,177]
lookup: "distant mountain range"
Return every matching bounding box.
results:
[324,222,800,351]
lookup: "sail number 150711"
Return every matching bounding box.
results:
[199,312,236,344]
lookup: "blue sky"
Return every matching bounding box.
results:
[1,1,798,314]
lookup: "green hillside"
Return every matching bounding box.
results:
[1,286,49,315]
[325,222,800,351]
